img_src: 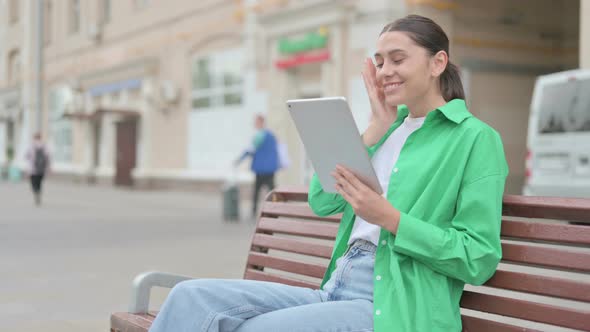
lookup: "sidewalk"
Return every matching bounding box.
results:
[0,180,256,332]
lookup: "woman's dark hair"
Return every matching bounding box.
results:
[380,15,465,101]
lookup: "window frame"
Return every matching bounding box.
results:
[190,48,245,112]
[48,87,74,163]
[7,50,21,84]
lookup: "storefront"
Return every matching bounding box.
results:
[62,71,150,186]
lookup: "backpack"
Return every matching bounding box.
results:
[33,147,48,174]
[277,142,290,170]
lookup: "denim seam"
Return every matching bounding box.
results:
[201,304,273,332]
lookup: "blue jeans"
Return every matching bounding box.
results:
[149,239,376,332]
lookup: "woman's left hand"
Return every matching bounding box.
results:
[332,165,400,233]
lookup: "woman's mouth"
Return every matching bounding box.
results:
[383,82,404,93]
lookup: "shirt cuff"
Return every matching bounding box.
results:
[392,212,444,259]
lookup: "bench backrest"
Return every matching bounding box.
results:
[245,187,590,331]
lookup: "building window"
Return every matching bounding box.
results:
[69,0,80,34]
[7,50,21,84]
[101,0,111,24]
[537,79,590,134]
[9,0,19,24]
[49,88,73,163]
[44,1,52,46]
[191,49,244,110]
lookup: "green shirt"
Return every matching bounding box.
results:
[308,99,508,331]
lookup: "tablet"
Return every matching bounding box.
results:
[286,97,382,195]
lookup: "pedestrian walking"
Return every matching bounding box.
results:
[26,132,50,206]
[234,114,280,219]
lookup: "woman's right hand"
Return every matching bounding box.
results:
[361,57,398,146]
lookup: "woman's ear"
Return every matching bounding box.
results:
[431,51,448,78]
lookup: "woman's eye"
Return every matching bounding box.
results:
[393,59,404,64]
[376,63,384,68]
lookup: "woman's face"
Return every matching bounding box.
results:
[374,31,436,107]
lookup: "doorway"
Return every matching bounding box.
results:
[114,119,137,186]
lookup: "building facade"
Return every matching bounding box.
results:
[0,0,584,194]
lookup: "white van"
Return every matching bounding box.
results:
[523,69,590,198]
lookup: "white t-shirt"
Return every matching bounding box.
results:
[348,115,426,246]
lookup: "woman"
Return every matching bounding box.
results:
[149,14,507,332]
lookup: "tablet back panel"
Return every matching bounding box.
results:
[287,97,382,194]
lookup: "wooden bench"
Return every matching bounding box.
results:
[111,186,590,332]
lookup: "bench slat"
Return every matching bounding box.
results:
[486,269,590,302]
[271,186,309,203]
[111,312,155,332]
[502,195,590,223]
[247,252,327,279]
[268,191,590,224]
[502,242,590,272]
[244,269,321,289]
[257,218,339,239]
[501,219,590,245]
[252,233,333,258]
[460,291,590,330]
[461,313,541,332]
[261,202,341,222]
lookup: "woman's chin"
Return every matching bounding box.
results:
[385,94,404,107]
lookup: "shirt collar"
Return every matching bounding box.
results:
[396,99,471,124]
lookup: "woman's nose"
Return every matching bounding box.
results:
[380,61,396,77]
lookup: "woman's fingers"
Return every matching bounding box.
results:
[361,68,373,94]
[362,67,378,97]
[364,59,377,89]
[332,169,353,200]
[333,167,358,192]
[362,59,389,119]
[335,183,353,203]
[336,165,366,192]
[366,58,377,82]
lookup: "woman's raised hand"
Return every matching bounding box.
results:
[361,58,397,146]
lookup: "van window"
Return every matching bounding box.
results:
[538,78,590,134]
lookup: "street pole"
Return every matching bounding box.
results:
[36,0,43,133]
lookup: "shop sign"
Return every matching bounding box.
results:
[278,27,329,55]
[275,27,330,69]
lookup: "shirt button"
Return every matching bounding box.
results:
[381,240,387,245]
[393,168,399,173]
[376,275,382,281]
[376,310,381,316]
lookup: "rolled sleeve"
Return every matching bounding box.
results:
[308,173,347,217]
[392,174,505,285]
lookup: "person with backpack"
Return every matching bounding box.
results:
[26,132,50,206]
[235,114,282,219]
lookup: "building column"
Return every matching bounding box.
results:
[16,0,36,169]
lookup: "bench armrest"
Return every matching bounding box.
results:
[129,271,194,314]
